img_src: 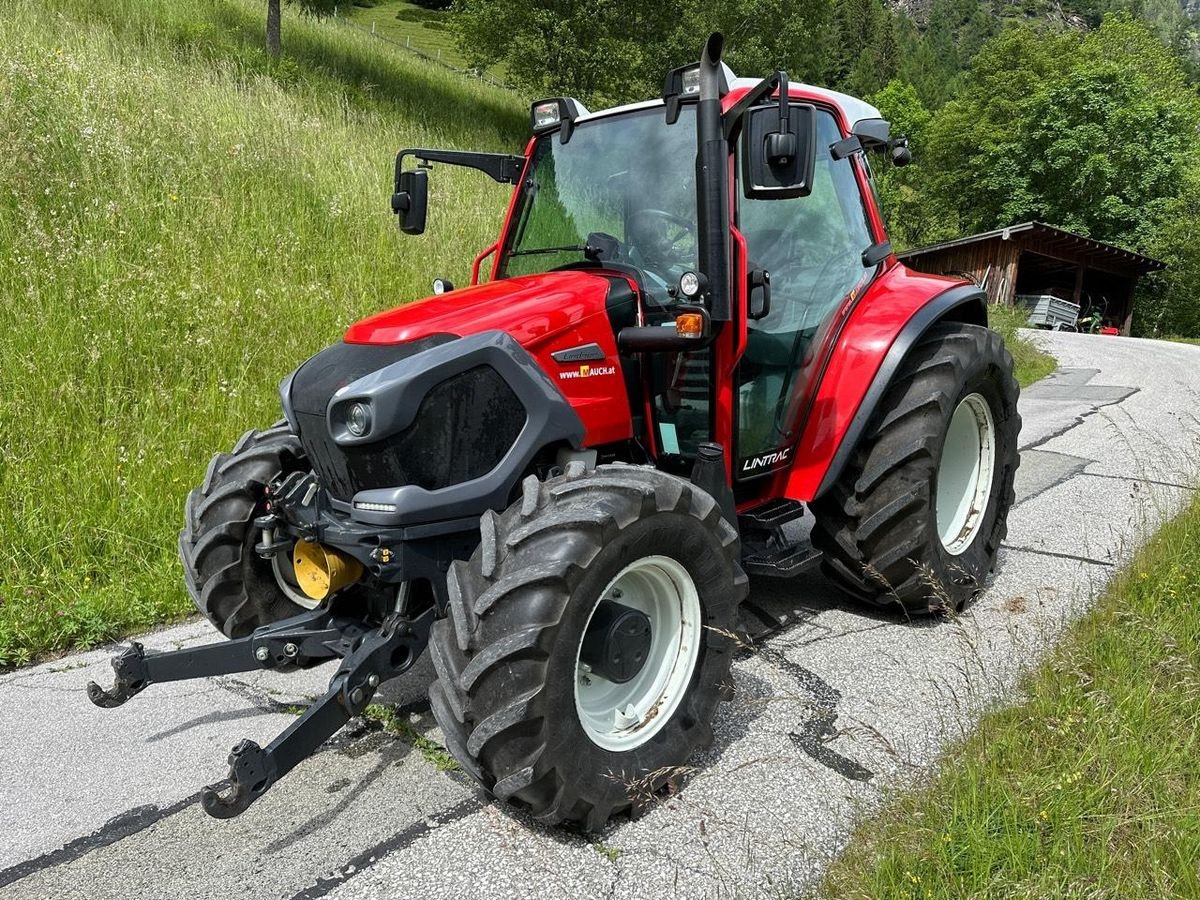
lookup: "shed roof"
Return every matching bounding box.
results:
[898,222,1166,275]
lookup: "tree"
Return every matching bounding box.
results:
[453,0,838,107]
[1139,169,1200,336]
[918,27,1078,234]
[454,1,682,106]
[888,15,1200,336]
[865,79,941,248]
[992,64,1194,246]
[267,0,281,58]
[917,17,1199,249]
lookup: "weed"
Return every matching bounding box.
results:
[364,704,461,771]
[591,841,623,863]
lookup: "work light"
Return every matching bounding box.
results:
[532,101,561,131]
[530,97,586,140]
[679,271,703,298]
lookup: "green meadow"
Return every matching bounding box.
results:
[0,0,524,665]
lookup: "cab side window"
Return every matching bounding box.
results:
[735,108,876,472]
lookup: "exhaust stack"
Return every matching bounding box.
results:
[695,32,731,322]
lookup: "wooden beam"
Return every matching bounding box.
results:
[1021,244,1141,277]
[1001,244,1019,305]
[1121,277,1136,335]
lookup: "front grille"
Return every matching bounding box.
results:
[294,411,367,500]
[289,340,527,503]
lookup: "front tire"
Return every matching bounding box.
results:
[811,322,1020,613]
[427,464,747,831]
[179,424,312,637]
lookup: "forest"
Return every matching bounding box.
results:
[452,0,1200,337]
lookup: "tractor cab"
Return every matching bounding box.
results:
[390,40,911,504]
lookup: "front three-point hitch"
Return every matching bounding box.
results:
[88,601,434,818]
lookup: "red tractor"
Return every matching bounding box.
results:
[89,34,1020,830]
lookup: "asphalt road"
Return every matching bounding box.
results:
[2,332,1198,900]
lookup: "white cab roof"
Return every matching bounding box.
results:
[575,73,883,130]
[729,77,882,127]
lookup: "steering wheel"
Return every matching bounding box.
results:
[626,209,697,272]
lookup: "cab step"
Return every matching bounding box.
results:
[741,537,822,578]
[738,498,806,531]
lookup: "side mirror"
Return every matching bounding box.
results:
[741,102,815,199]
[748,269,771,320]
[391,169,428,235]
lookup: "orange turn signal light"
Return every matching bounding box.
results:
[675,312,706,339]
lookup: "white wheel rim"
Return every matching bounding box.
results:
[574,555,702,752]
[936,393,997,556]
[268,530,321,610]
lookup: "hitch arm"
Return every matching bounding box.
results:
[87,606,363,708]
[200,607,435,819]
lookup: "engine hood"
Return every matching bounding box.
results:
[343,271,618,353]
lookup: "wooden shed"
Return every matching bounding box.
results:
[898,221,1165,334]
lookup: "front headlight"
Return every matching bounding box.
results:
[346,402,371,438]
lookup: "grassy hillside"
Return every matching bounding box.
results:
[987,305,1058,387]
[0,0,525,665]
[347,1,471,70]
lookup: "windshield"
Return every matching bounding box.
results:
[500,107,698,302]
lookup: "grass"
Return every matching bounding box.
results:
[591,842,624,863]
[346,1,466,69]
[988,303,1059,387]
[820,491,1200,899]
[0,0,525,666]
[1162,335,1200,346]
[364,704,460,771]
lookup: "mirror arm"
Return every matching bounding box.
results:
[830,135,862,160]
[775,70,790,132]
[764,70,798,164]
[862,241,892,267]
[723,73,780,141]
[395,148,525,185]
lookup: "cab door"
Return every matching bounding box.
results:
[733,107,879,486]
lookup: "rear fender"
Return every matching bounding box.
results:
[784,280,987,502]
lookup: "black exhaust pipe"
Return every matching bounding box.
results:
[695,33,731,322]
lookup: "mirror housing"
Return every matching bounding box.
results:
[741,101,815,199]
[391,168,428,235]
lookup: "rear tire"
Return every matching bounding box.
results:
[179,424,311,637]
[811,323,1020,614]
[427,464,747,831]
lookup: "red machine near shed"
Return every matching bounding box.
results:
[88,34,1020,831]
